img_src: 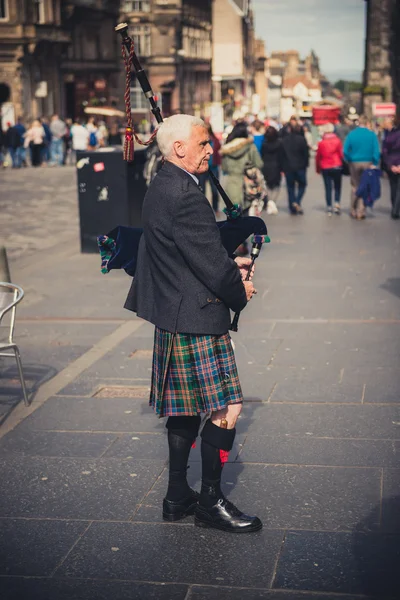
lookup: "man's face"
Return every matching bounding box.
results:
[174,126,213,174]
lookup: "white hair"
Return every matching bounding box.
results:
[156,114,205,158]
[319,122,335,135]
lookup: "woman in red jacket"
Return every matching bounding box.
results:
[316,123,344,215]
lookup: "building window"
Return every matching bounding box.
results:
[130,78,150,111]
[129,25,151,57]
[122,1,150,12]
[182,27,211,60]
[0,0,9,20]
[34,0,46,23]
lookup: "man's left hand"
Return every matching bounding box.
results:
[235,256,255,280]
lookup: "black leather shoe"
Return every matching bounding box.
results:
[162,489,199,522]
[194,497,263,533]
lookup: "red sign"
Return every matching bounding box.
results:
[372,103,396,117]
[312,105,341,125]
[93,162,105,172]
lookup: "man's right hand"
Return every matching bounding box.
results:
[243,280,257,301]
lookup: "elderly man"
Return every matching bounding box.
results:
[125,114,262,533]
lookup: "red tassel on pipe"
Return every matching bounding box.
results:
[123,126,134,162]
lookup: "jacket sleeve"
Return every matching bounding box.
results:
[372,133,381,166]
[250,143,264,169]
[302,137,309,168]
[172,190,247,313]
[382,136,389,168]
[343,133,351,162]
[221,153,228,174]
[315,142,321,173]
[338,138,344,162]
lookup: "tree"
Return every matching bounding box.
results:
[334,80,362,93]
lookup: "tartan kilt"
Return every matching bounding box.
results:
[150,327,243,417]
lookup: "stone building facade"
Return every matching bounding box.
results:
[0,0,120,123]
[211,0,256,122]
[121,0,212,120]
[363,0,400,116]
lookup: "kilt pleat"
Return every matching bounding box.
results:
[150,327,243,417]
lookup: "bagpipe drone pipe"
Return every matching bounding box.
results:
[97,23,270,331]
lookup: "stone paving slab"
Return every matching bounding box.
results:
[0,579,188,600]
[240,435,400,468]
[103,432,245,463]
[246,403,400,439]
[56,521,284,587]
[0,430,118,458]
[0,456,165,520]
[270,380,363,403]
[274,530,399,598]
[381,469,400,533]
[0,518,88,576]
[135,461,381,532]
[16,396,165,433]
[189,588,365,600]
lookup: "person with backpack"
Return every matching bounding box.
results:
[220,121,264,211]
[86,117,99,150]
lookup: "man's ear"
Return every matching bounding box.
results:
[173,139,185,158]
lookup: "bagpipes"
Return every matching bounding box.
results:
[97,23,270,332]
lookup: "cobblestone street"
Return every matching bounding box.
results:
[0,165,399,599]
[1,166,78,260]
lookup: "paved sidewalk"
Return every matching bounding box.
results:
[0,167,399,599]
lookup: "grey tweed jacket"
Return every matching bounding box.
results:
[124,161,247,334]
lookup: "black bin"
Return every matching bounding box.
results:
[76,148,147,252]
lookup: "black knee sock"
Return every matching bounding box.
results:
[165,415,201,501]
[200,420,236,507]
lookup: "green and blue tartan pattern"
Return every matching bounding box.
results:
[150,327,243,417]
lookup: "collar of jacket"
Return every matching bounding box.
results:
[220,137,254,156]
[161,160,200,186]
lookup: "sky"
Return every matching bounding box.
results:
[251,0,366,83]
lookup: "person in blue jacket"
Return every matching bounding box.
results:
[344,115,380,220]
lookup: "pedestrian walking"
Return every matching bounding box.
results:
[261,126,282,214]
[40,117,52,165]
[50,114,67,166]
[5,122,23,168]
[344,115,380,220]
[63,119,73,165]
[335,116,352,143]
[280,124,309,214]
[249,118,265,155]
[125,114,262,533]
[220,121,263,209]
[382,110,400,220]
[108,123,122,146]
[198,122,222,214]
[86,117,99,150]
[316,123,344,215]
[70,119,90,162]
[14,117,27,167]
[24,120,46,167]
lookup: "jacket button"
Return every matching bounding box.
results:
[207,298,212,303]
[216,298,221,303]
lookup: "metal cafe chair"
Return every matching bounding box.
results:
[0,282,29,406]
